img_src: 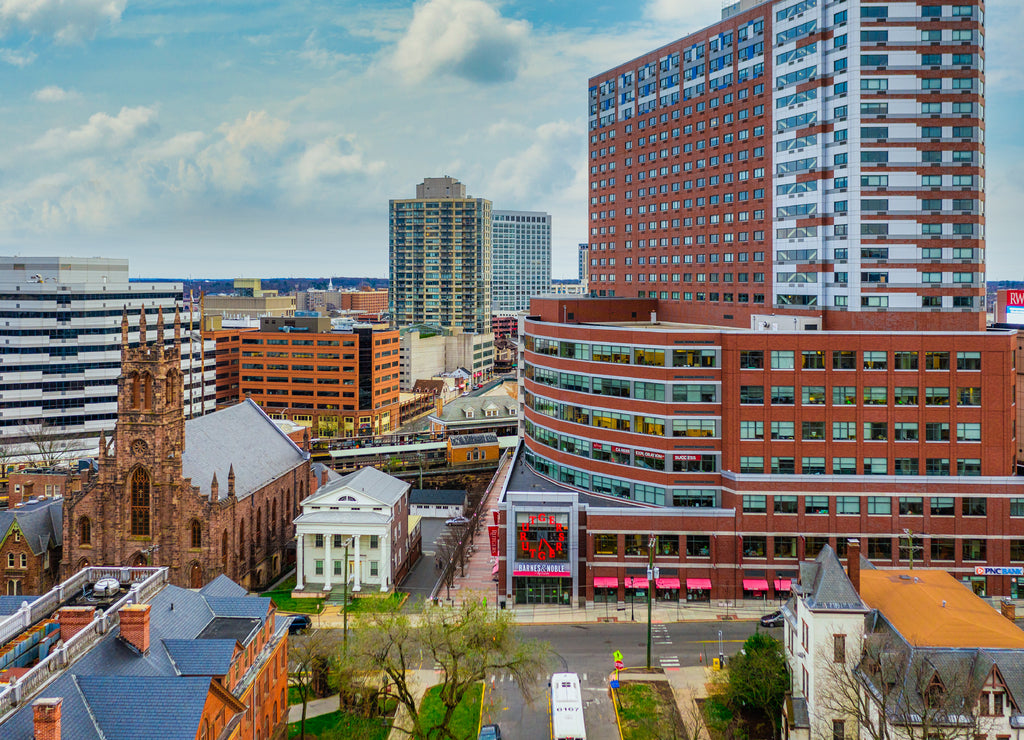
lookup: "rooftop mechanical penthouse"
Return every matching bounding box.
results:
[586,0,985,331]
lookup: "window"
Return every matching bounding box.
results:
[315,560,324,576]
[774,496,798,514]
[771,386,795,404]
[595,534,618,555]
[79,517,91,546]
[864,422,887,441]
[806,496,829,515]
[802,351,825,369]
[740,421,764,439]
[739,350,764,369]
[833,457,857,475]
[802,421,826,440]
[860,498,887,519]
[833,635,846,664]
[957,351,981,370]
[926,458,950,476]
[963,539,986,561]
[832,386,856,406]
[740,385,764,404]
[369,535,379,549]
[863,351,887,370]
[130,467,151,537]
[190,520,202,549]
[741,456,764,473]
[925,387,950,406]
[924,351,949,370]
[774,536,797,559]
[743,495,767,513]
[802,386,826,405]
[832,351,855,370]
[863,387,887,406]
[958,387,981,406]
[893,351,918,370]
[931,497,954,516]
[772,457,796,474]
[832,421,856,441]
[743,536,767,558]
[803,457,826,475]
[771,350,795,369]
[836,496,860,515]
[771,421,795,440]
[932,538,956,562]
[687,535,711,557]
[864,458,887,475]
[894,458,919,476]
[894,422,918,441]
[899,496,924,516]
[963,498,986,517]
[867,538,891,560]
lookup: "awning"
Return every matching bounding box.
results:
[743,578,770,591]
[774,578,792,591]
[655,577,681,590]
[625,577,649,589]
[686,578,712,590]
[491,562,499,575]
[594,576,619,588]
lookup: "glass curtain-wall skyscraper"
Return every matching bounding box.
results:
[492,210,552,312]
[389,177,492,333]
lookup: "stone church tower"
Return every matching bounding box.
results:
[63,306,316,588]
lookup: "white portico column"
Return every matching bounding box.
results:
[323,533,333,591]
[353,535,362,592]
[295,533,305,590]
[380,532,390,592]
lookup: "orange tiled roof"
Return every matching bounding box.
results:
[860,570,1024,649]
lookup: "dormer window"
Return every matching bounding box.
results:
[464,408,474,418]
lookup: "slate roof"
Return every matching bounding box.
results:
[183,398,308,500]
[0,578,274,740]
[449,433,499,447]
[0,596,31,616]
[311,462,342,486]
[163,639,237,676]
[198,574,248,599]
[411,489,467,506]
[432,396,516,422]
[412,378,446,395]
[0,498,63,555]
[797,545,866,611]
[303,466,409,508]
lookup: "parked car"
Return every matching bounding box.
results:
[288,615,312,634]
[478,725,502,740]
[445,516,470,526]
[759,610,784,628]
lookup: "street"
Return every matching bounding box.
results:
[478,620,766,740]
[398,518,446,609]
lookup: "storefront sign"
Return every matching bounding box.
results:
[488,525,499,556]
[674,453,702,461]
[634,450,665,460]
[516,511,569,562]
[513,561,570,577]
[975,566,1024,576]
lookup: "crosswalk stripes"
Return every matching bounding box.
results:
[653,623,673,645]
[660,655,681,671]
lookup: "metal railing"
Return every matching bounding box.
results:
[0,566,169,721]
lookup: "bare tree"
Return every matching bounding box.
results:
[814,632,995,740]
[342,597,550,740]
[289,628,342,739]
[20,420,81,467]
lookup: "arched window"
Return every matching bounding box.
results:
[142,372,154,409]
[256,508,262,547]
[79,517,91,546]
[271,499,277,540]
[7,580,20,596]
[238,519,246,559]
[130,467,151,536]
[6,553,12,568]
[20,554,26,568]
[190,519,202,549]
[130,372,140,408]
[166,371,179,407]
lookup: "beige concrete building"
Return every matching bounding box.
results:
[203,294,295,319]
[398,326,494,391]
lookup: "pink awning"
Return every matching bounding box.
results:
[491,562,499,575]
[626,577,649,589]
[743,578,770,591]
[774,578,792,591]
[686,578,712,590]
[655,577,681,590]
[594,576,619,588]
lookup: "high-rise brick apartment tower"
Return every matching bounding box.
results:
[585,0,984,331]
[504,0,1023,607]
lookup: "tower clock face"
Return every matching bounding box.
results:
[130,439,148,456]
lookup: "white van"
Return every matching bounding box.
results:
[550,672,587,740]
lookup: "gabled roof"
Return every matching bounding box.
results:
[183,398,308,500]
[199,574,248,599]
[302,466,409,508]
[798,545,866,611]
[432,396,517,422]
[412,378,446,395]
[0,498,62,555]
[163,639,237,676]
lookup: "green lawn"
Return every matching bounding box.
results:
[287,709,391,740]
[346,592,407,613]
[616,682,686,740]
[261,577,325,614]
[418,683,482,740]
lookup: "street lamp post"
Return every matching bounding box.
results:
[342,536,353,652]
[646,535,656,671]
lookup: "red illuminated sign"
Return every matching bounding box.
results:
[1009,290,1024,307]
[674,454,701,461]
[517,512,568,562]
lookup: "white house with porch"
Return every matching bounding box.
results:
[292,467,418,595]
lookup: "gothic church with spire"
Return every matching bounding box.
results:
[62,305,317,590]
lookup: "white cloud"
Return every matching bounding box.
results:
[32,105,158,155]
[392,0,530,84]
[0,46,34,65]
[0,0,127,43]
[645,0,723,27]
[217,110,288,152]
[292,135,386,186]
[31,85,78,101]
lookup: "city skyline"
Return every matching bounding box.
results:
[0,0,1021,280]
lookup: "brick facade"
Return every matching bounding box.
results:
[61,308,317,590]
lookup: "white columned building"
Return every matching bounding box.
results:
[292,467,417,595]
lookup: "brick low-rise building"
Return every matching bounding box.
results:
[0,498,62,597]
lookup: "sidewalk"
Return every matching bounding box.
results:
[386,669,435,740]
[288,693,340,723]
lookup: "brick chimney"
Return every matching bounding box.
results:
[847,539,861,594]
[58,606,96,642]
[32,697,62,740]
[320,467,328,488]
[119,604,151,654]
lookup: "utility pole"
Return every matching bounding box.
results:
[646,534,656,671]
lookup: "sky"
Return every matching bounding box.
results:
[0,0,1021,280]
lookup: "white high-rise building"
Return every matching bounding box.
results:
[0,257,215,458]
[491,210,552,312]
